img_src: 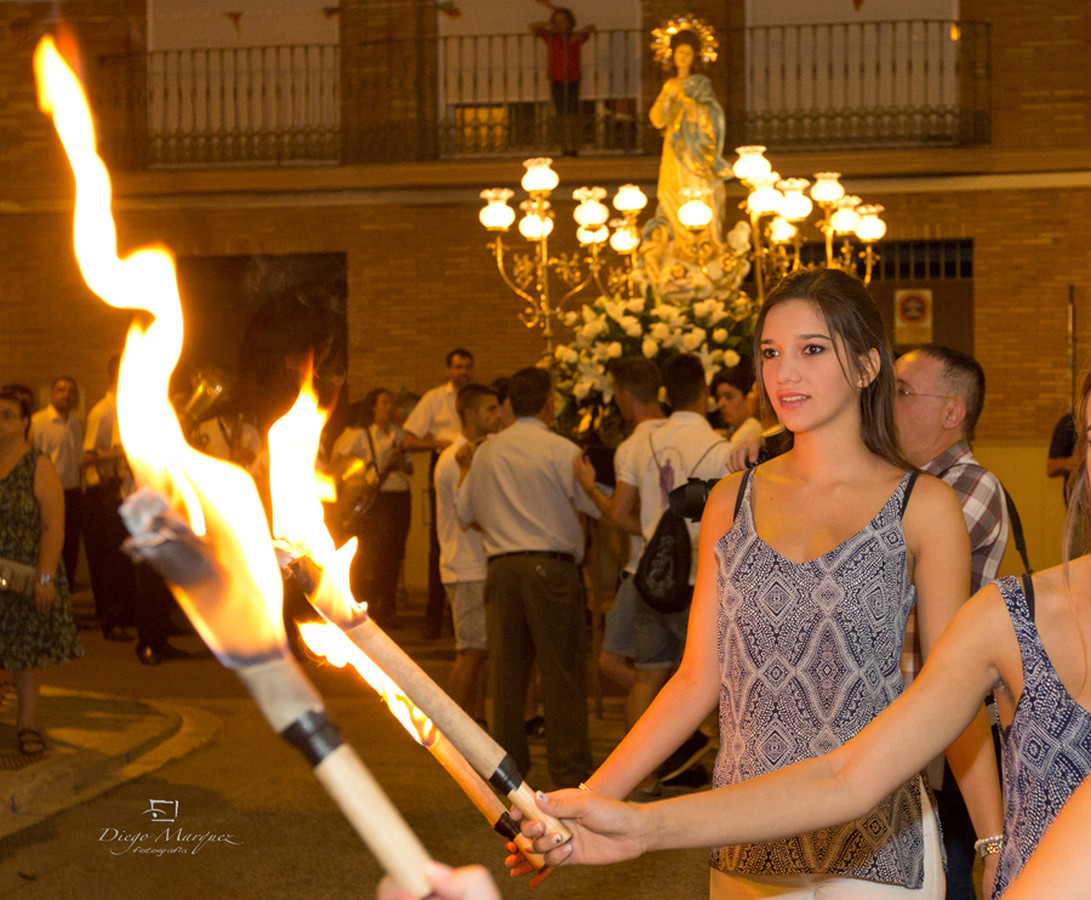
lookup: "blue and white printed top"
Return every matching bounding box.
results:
[993,575,1091,897]
[711,469,928,888]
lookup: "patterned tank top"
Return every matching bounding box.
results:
[711,469,927,887]
[993,575,1091,897]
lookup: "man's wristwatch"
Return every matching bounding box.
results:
[38,573,53,587]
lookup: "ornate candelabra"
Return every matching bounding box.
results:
[731,146,888,297]
[479,158,647,355]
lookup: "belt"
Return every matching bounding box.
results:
[488,551,575,564]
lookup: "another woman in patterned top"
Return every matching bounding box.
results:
[526,268,1004,898]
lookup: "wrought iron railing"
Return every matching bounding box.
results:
[146,44,340,165]
[92,19,989,169]
[737,19,990,149]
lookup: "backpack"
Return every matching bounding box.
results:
[633,435,725,614]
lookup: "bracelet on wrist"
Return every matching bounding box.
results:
[973,834,1003,859]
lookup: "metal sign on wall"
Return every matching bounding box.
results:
[894,288,934,345]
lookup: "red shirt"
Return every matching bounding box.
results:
[534,29,590,83]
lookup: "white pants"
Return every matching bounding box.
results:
[709,782,944,899]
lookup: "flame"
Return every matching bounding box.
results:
[300,623,437,747]
[266,374,365,626]
[268,379,432,745]
[34,36,285,663]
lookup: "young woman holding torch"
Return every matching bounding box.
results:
[512,366,1091,899]
[520,267,1005,898]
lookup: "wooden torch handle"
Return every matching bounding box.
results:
[508,781,573,843]
[314,744,434,898]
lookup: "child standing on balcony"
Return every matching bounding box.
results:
[530,0,594,156]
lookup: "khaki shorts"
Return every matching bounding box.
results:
[446,581,487,651]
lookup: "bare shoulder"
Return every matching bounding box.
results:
[902,470,964,527]
[1030,557,1091,611]
[701,469,747,535]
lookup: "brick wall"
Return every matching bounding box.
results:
[963,0,1091,150]
[3,0,1091,440]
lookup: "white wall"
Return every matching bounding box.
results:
[746,0,959,27]
[147,0,338,51]
[437,1,639,37]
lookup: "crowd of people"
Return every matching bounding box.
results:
[5,262,1089,900]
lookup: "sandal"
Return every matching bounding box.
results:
[17,728,44,755]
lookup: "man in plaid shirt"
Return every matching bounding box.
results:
[895,344,1010,900]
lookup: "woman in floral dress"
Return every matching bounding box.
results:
[0,390,83,755]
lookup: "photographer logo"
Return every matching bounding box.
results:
[143,799,178,822]
[98,799,243,856]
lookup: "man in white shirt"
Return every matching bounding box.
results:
[81,355,136,640]
[403,348,475,639]
[582,354,730,791]
[30,376,83,583]
[434,384,503,721]
[456,367,598,788]
[573,358,664,698]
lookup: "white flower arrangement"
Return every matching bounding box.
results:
[554,288,757,439]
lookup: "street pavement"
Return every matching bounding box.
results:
[0,589,712,898]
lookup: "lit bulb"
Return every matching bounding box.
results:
[678,198,713,230]
[613,184,648,213]
[830,196,862,235]
[573,194,610,227]
[576,224,609,245]
[747,175,783,216]
[776,178,813,222]
[732,145,772,182]
[518,213,554,241]
[521,157,559,194]
[610,227,639,254]
[768,216,798,245]
[854,205,887,242]
[478,188,516,231]
[810,172,845,205]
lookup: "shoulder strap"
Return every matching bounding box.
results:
[365,427,393,487]
[733,468,753,521]
[1021,572,1036,621]
[687,438,728,479]
[899,470,921,518]
[1003,484,1032,574]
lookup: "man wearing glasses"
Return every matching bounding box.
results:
[894,343,1009,900]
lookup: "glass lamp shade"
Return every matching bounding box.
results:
[776,178,813,222]
[613,183,648,213]
[810,172,845,205]
[478,188,516,231]
[732,145,772,182]
[830,196,862,235]
[768,216,798,245]
[577,224,609,246]
[518,212,554,241]
[574,198,610,227]
[678,198,714,230]
[854,205,887,242]
[521,157,559,194]
[747,175,783,216]
[609,227,640,254]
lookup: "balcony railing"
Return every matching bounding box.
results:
[92,20,989,170]
[738,19,990,149]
